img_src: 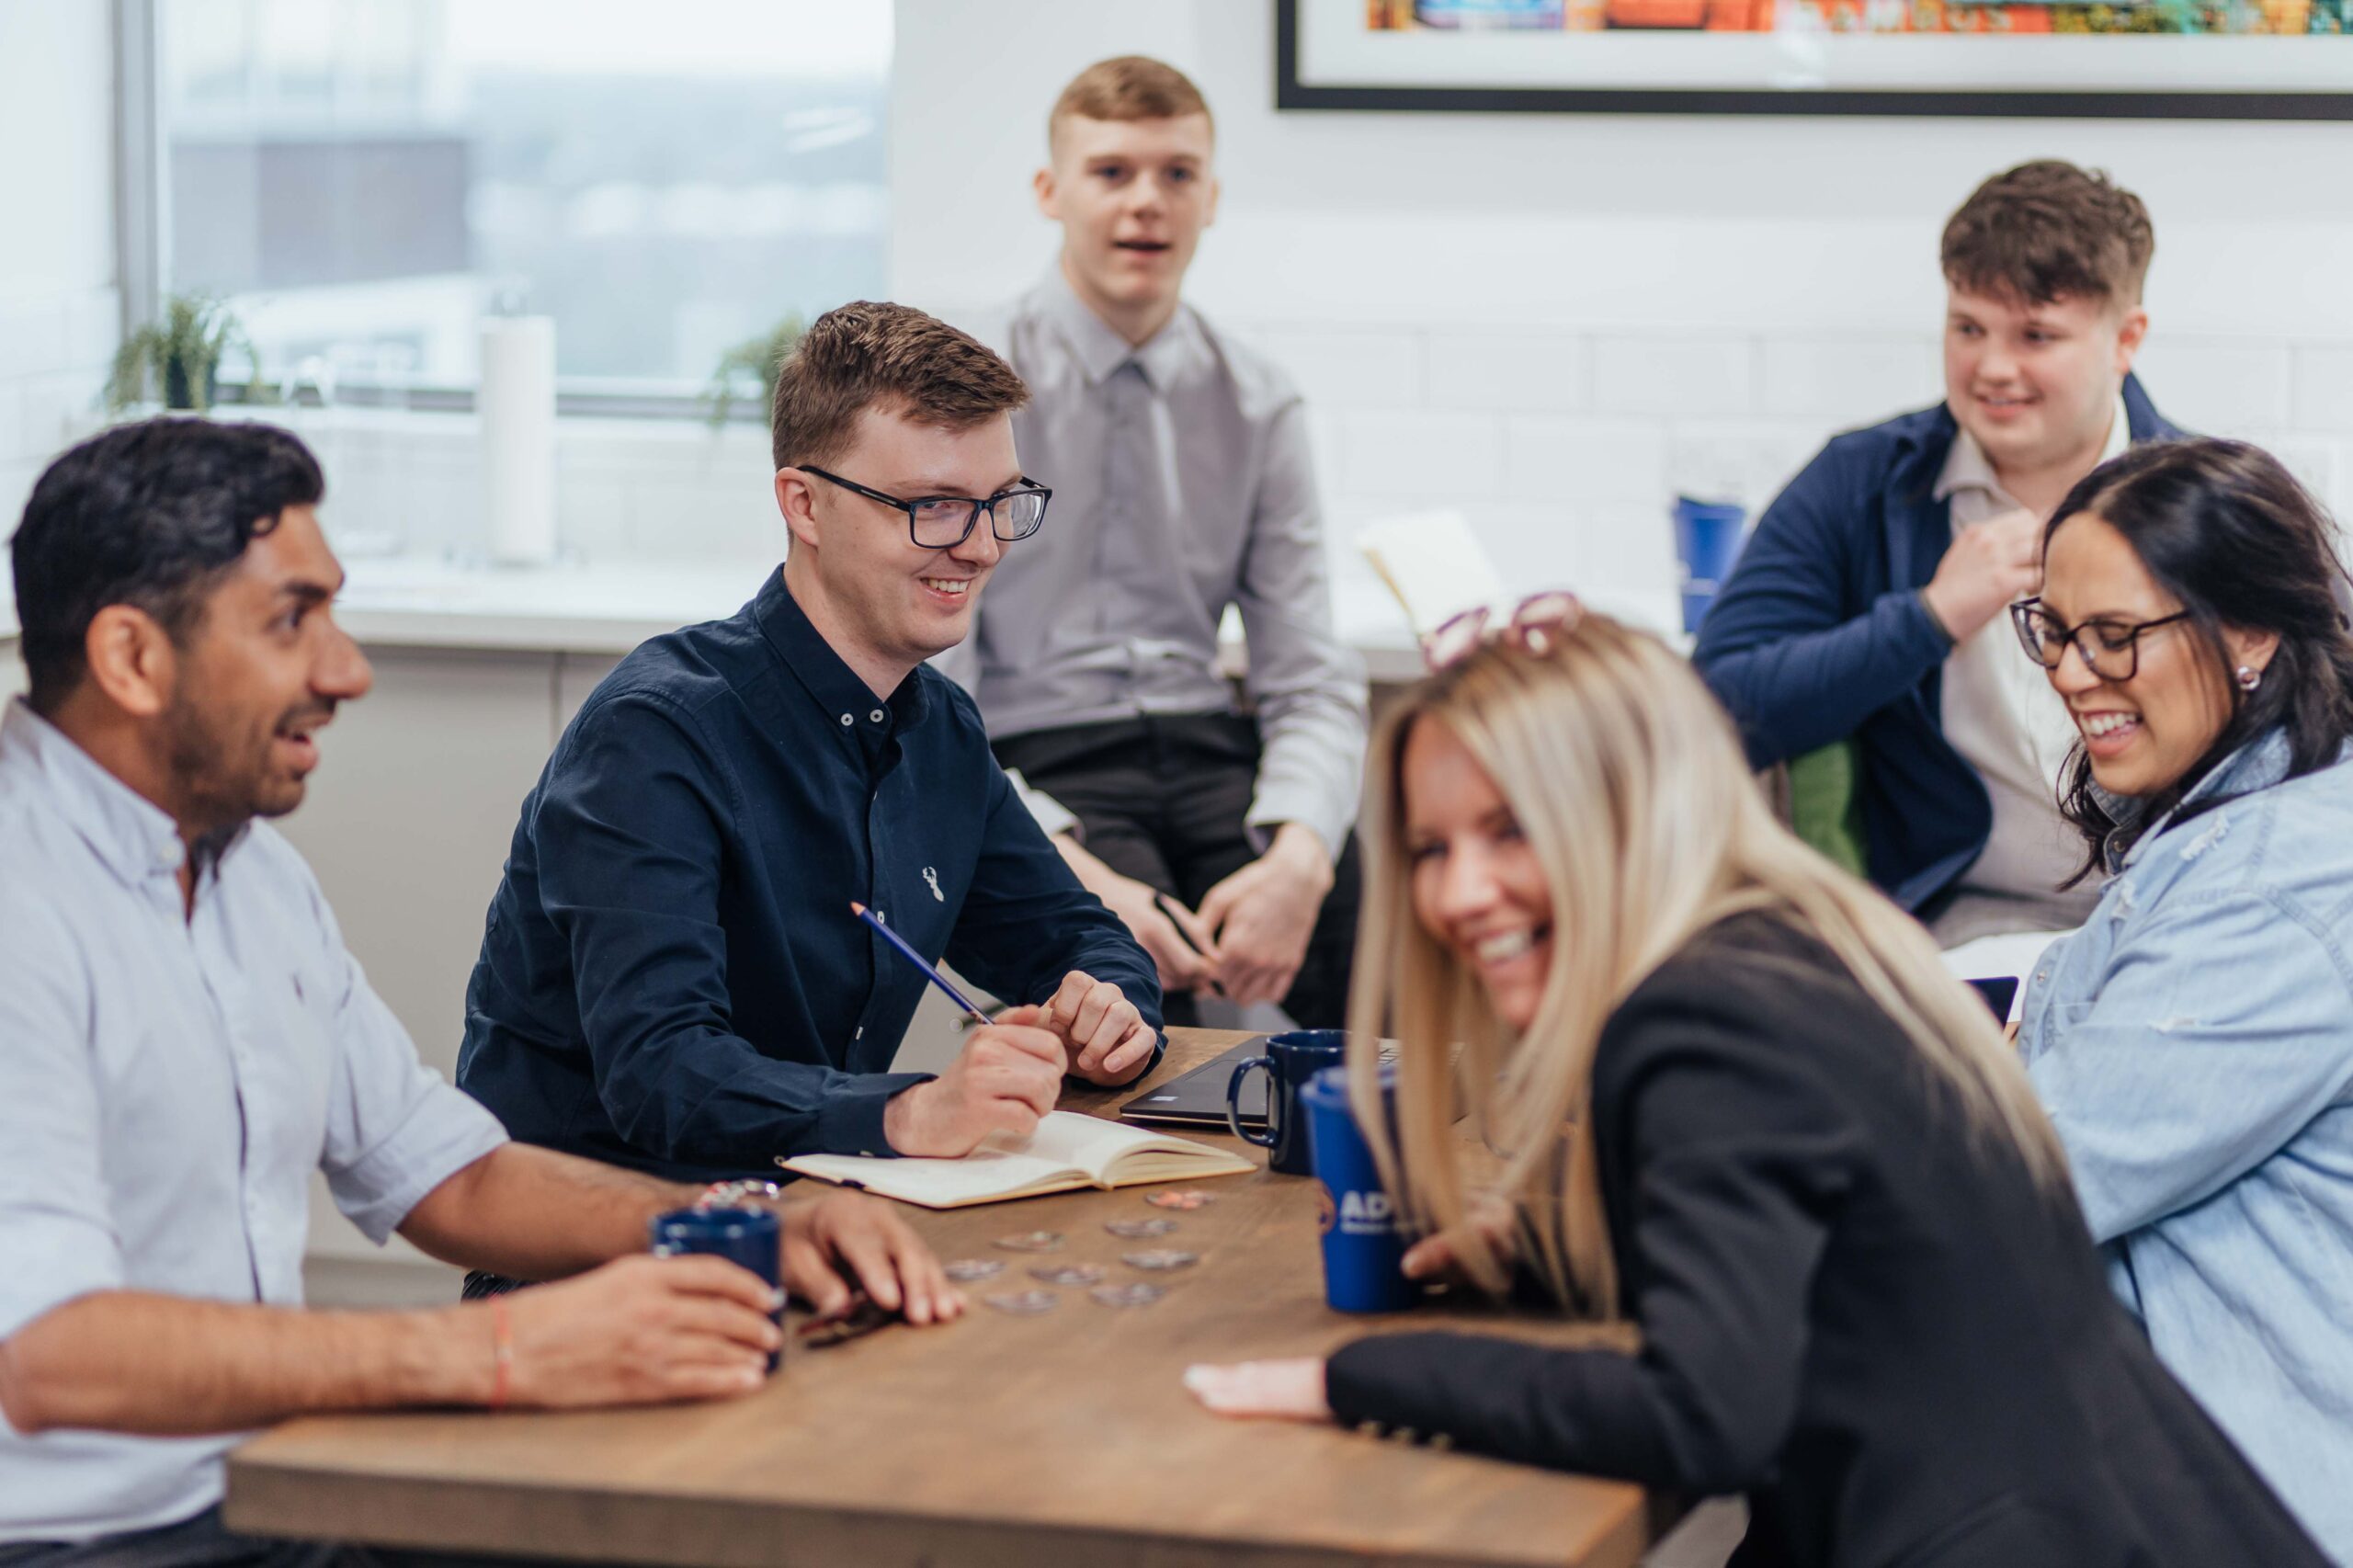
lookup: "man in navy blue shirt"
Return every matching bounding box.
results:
[1695,162,2181,943]
[459,302,1162,1181]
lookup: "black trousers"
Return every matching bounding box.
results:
[994,713,1361,1031]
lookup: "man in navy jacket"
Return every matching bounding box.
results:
[1696,163,2181,940]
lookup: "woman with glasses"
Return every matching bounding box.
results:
[2006,437,2353,1559]
[1188,599,2323,1566]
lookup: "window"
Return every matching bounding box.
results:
[150,0,889,410]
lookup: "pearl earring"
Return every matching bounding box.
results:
[2236,665,2263,692]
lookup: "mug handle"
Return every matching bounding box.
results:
[1226,1057,1280,1147]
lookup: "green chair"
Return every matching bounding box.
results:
[1781,739,1868,879]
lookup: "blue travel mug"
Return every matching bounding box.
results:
[1671,494,1748,633]
[1227,1029,1350,1176]
[1302,1066,1416,1313]
[650,1206,783,1371]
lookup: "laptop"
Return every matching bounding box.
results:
[1121,1037,1397,1132]
[1128,979,2018,1133]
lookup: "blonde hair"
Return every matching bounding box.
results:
[1346,614,2067,1318]
[1048,56,1212,151]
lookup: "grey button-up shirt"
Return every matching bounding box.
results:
[940,270,1367,859]
[0,700,508,1544]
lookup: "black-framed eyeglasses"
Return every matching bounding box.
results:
[798,465,1051,551]
[2009,597,2192,681]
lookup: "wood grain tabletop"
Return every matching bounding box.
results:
[224,1028,1663,1568]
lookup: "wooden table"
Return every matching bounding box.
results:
[227,1030,1665,1567]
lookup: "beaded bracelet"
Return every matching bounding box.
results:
[695,1179,783,1210]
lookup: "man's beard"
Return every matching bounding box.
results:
[161,693,307,841]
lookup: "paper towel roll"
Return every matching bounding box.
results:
[480,315,557,565]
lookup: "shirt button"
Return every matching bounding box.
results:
[870,709,885,723]
[840,713,854,727]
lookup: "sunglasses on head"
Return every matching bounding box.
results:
[1422,591,1585,672]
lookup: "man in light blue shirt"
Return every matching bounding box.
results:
[0,419,957,1564]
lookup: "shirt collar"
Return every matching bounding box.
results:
[0,698,192,889]
[1934,391,2131,506]
[752,569,929,744]
[1032,264,1207,392]
[2101,726,2297,871]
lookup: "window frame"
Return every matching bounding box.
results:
[112,0,849,426]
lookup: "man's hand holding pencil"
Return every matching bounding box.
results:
[881,1006,1067,1158]
[853,902,1157,1156]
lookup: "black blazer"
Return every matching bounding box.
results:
[1325,914,2324,1568]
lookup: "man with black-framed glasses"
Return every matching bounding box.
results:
[456,302,1162,1195]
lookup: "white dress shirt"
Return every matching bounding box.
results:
[940,270,1369,860]
[0,700,507,1544]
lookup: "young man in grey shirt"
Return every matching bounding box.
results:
[940,56,1368,1029]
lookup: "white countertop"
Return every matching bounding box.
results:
[0,555,1684,684]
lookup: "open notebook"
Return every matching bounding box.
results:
[777,1111,1256,1210]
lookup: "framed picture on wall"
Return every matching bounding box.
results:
[1276,0,2353,117]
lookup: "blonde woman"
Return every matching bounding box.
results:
[1188,600,2322,1568]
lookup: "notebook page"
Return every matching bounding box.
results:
[1006,1111,1195,1172]
[782,1145,1081,1203]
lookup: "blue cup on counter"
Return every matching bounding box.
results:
[1672,494,1748,634]
[1227,1029,1351,1176]
[651,1206,782,1371]
[1302,1066,1416,1313]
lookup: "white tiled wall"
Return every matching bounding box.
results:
[1,0,116,534]
[883,0,2353,606]
[0,288,117,527]
[276,320,2353,621]
[1199,321,2353,612]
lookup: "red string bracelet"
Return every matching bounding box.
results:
[488,1297,514,1412]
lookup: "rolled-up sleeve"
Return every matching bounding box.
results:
[308,879,507,1244]
[1233,396,1368,861]
[0,893,123,1340]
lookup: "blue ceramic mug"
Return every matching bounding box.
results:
[1302,1066,1416,1313]
[1227,1029,1350,1176]
[650,1206,782,1370]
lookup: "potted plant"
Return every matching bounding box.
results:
[702,312,806,428]
[105,293,265,414]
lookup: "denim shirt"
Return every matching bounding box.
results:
[2018,730,2353,1557]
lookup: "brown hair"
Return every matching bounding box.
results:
[769,301,1028,472]
[1940,160,2154,310]
[1048,55,1212,151]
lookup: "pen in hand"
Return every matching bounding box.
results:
[849,902,992,1024]
[1154,891,1226,999]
